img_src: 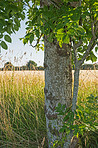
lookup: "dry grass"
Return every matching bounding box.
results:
[0,71,46,148]
[0,70,98,148]
[0,69,97,80]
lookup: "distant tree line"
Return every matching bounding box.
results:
[81,64,98,70]
[0,60,44,71]
[73,64,98,70]
[0,61,98,71]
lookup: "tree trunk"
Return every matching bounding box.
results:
[72,66,80,112]
[44,37,72,147]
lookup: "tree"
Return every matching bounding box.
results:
[0,0,97,147]
[4,62,14,71]
[26,60,37,70]
[37,65,44,70]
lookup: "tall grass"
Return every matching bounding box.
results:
[0,71,47,148]
[0,70,98,148]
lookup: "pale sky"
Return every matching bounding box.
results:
[0,19,44,68]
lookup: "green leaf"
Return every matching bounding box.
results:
[1,41,8,49]
[14,24,19,31]
[14,18,20,27]
[71,13,80,21]
[4,35,12,43]
[95,47,98,52]
[87,52,97,62]
[77,26,85,36]
[0,19,6,27]
[0,34,3,39]
[63,34,70,44]
[30,34,34,44]
[48,33,53,43]
[76,115,79,120]
[63,115,69,121]
[6,26,12,35]
[67,28,77,36]
[23,38,28,45]
[59,127,66,133]
[56,23,64,31]
[35,29,39,38]
[40,26,45,34]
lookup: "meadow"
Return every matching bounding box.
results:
[0,70,98,148]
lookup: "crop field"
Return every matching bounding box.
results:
[0,70,98,148]
[0,70,97,81]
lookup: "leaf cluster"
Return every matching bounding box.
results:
[0,0,98,62]
[0,0,25,49]
[56,94,98,146]
[23,0,98,62]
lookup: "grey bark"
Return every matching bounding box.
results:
[72,66,80,112]
[44,38,72,147]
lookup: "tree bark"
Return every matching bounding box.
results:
[40,1,73,147]
[44,37,72,147]
[72,65,80,112]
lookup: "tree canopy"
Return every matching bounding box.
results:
[0,0,25,49]
[26,60,37,69]
[0,0,97,64]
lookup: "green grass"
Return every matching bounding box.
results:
[0,71,98,148]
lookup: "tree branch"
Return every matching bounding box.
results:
[79,38,97,66]
[91,17,97,39]
[48,0,60,9]
[68,2,79,8]
[74,39,82,49]
[12,0,22,3]
[73,42,78,64]
[91,22,95,38]
[72,0,82,64]
[72,39,82,64]
[79,0,82,6]
[79,18,98,66]
[72,67,80,112]
[90,8,98,38]
[94,21,98,34]
[30,33,43,48]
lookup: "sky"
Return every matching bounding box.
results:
[0,19,44,68]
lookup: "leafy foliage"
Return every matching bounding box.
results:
[0,0,25,49]
[56,94,98,147]
[0,0,97,62]
[4,35,12,43]
[22,0,98,63]
[26,60,37,70]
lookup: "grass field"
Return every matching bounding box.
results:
[0,70,98,148]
